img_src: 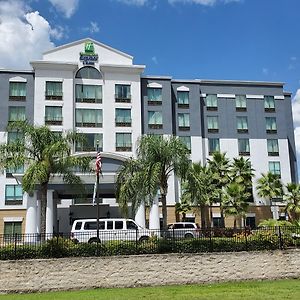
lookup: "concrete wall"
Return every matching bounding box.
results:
[0,250,299,293]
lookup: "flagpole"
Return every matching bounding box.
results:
[96,140,100,245]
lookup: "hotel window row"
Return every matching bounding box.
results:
[44,83,131,103]
[205,94,276,112]
[208,138,280,157]
[206,116,277,134]
[75,133,132,152]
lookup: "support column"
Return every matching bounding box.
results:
[149,197,160,230]
[25,192,37,235]
[46,190,54,235]
[135,203,146,228]
[36,199,41,234]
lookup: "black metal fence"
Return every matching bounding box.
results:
[0,226,299,260]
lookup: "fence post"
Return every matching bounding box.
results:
[209,228,213,252]
[278,226,283,250]
[244,227,248,251]
[14,233,17,260]
[136,228,138,253]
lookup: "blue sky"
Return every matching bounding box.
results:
[1,0,300,160]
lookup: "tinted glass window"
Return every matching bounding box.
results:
[99,221,105,230]
[107,221,113,230]
[174,224,184,229]
[115,221,124,230]
[84,222,97,230]
[126,221,138,230]
[185,224,195,229]
[75,222,82,230]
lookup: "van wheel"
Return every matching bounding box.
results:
[185,233,194,239]
[88,238,101,244]
[139,236,149,242]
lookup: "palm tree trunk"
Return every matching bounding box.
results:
[161,194,168,230]
[200,204,207,228]
[40,182,48,238]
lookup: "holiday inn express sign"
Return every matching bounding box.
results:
[80,42,98,65]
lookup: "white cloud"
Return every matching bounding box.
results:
[262,68,269,75]
[48,0,79,18]
[152,56,158,64]
[292,89,300,155]
[115,0,149,5]
[0,0,55,69]
[168,0,241,5]
[83,21,100,34]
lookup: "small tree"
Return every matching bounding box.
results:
[284,183,300,221]
[223,182,250,228]
[175,198,191,222]
[207,152,231,227]
[182,163,215,228]
[0,121,91,235]
[116,135,190,230]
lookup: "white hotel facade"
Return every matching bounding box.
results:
[0,38,297,235]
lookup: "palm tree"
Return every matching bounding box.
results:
[175,198,191,222]
[256,172,283,219]
[223,182,250,228]
[116,135,190,230]
[0,121,91,235]
[230,157,255,202]
[207,152,231,227]
[284,183,300,221]
[182,163,215,228]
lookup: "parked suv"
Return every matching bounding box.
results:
[166,222,200,239]
[71,218,151,244]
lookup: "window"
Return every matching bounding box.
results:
[126,221,138,230]
[207,116,218,133]
[107,221,113,230]
[208,138,220,155]
[75,222,82,230]
[7,131,24,143]
[76,109,102,127]
[84,222,97,230]
[236,95,247,111]
[4,222,22,240]
[236,116,248,133]
[179,136,191,152]
[115,221,124,230]
[75,133,103,152]
[45,106,62,125]
[75,67,102,79]
[264,96,275,112]
[6,165,24,176]
[8,106,25,122]
[115,84,131,102]
[115,109,131,126]
[213,217,223,228]
[9,82,26,101]
[147,88,162,104]
[177,91,189,108]
[178,113,190,130]
[266,117,277,134]
[5,185,23,205]
[45,82,62,100]
[238,139,250,156]
[148,111,163,129]
[116,133,132,151]
[75,84,102,103]
[206,95,218,110]
[267,139,279,156]
[269,161,281,177]
[246,217,256,229]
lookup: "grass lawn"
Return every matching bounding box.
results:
[0,279,299,300]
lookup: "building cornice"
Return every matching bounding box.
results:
[30,61,78,71]
[43,38,133,60]
[100,64,145,74]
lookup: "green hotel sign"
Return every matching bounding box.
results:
[80,42,98,65]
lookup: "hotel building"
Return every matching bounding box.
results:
[0,38,297,234]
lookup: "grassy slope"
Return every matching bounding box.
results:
[0,279,299,300]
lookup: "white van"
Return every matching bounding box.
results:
[71,218,151,244]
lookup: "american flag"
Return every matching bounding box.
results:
[95,150,102,175]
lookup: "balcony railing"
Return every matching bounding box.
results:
[116,145,132,152]
[9,95,26,101]
[45,93,63,100]
[75,122,102,128]
[115,94,131,103]
[45,117,63,126]
[148,124,163,129]
[75,97,102,104]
